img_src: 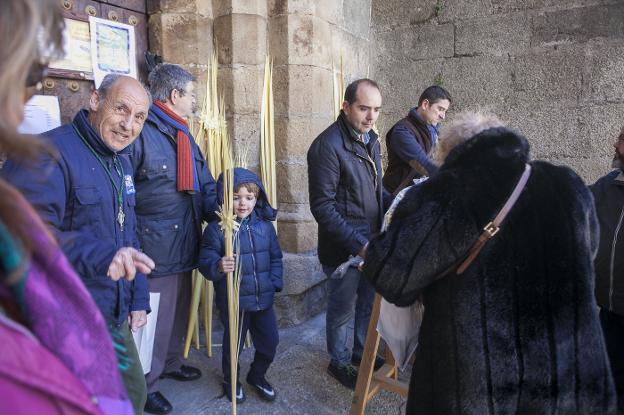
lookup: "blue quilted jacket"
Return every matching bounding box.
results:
[198,168,283,311]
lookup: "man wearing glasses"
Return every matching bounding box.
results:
[131,63,217,415]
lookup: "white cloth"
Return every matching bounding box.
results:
[132,292,160,374]
[377,177,428,371]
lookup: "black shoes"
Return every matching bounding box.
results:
[351,354,386,371]
[160,364,202,381]
[327,362,358,389]
[223,382,246,404]
[247,375,277,402]
[144,391,172,415]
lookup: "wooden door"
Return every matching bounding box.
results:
[44,0,149,123]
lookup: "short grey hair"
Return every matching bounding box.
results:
[97,73,152,104]
[148,63,195,102]
[432,111,505,165]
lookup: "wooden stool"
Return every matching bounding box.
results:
[350,294,408,414]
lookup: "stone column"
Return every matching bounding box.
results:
[213,0,267,165]
[147,0,214,101]
[268,0,372,325]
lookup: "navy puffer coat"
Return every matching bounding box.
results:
[198,168,283,312]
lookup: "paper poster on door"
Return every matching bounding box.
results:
[18,95,61,135]
[49,18,92,73]
[89,16,137,88]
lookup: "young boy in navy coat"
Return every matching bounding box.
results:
[199,168,283,404]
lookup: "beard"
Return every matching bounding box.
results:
[612,153,624,170]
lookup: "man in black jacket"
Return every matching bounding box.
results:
[591,125,624,413]
[383,85,451,195]
[307,79,388,389]
[131,64,218,415]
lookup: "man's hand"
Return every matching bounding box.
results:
[218,255,235,273]
[357,242,369,260]
[129,310,147,332]
[107,247,155,281]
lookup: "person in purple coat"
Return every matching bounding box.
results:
[0,1,144,414]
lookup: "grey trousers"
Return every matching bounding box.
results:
[145,271,192,393]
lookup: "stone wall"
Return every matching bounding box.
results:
[148,0,373,326]
[371,0,624,183]
[148,0,214,93]
[147,0,624,326]
[146,0,624,326]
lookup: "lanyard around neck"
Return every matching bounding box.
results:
[72,124,125,228]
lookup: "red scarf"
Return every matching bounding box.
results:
[153,101,197,192]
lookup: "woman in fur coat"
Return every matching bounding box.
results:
[363,112,615,414]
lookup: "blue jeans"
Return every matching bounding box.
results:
[323,264,376,366]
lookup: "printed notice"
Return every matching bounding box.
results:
[18,95,61,135]
[49,18,92,73]
[89,16,137,88]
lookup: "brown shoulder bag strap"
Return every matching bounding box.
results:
[456,163,532,274]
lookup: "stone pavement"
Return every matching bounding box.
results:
[158,313,407,415]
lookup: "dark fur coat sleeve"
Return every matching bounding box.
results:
[363,171,480,307]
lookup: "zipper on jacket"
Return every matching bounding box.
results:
[354,141,379,190]
[609,204,624,310]
[247,224,260,309]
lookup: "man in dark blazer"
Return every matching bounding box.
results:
[2,74,154,415]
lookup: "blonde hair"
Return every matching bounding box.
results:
[0,0,64,256]
[0,0,64,157]
[432,111,506,165]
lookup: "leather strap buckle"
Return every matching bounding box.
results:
[483,221,499,238]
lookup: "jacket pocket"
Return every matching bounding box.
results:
[137,158,175,182]
[344,185,366,219]
[138,217,183,269]
[72,187,103,230]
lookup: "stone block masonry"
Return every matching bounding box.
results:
[371,0,624,184]
[148,0,373,326]
[147,0,624,326]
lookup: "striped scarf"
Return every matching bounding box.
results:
[152,101,200,193]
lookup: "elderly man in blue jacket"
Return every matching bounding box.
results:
[130,63,218,415]
[1,74,155,415]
